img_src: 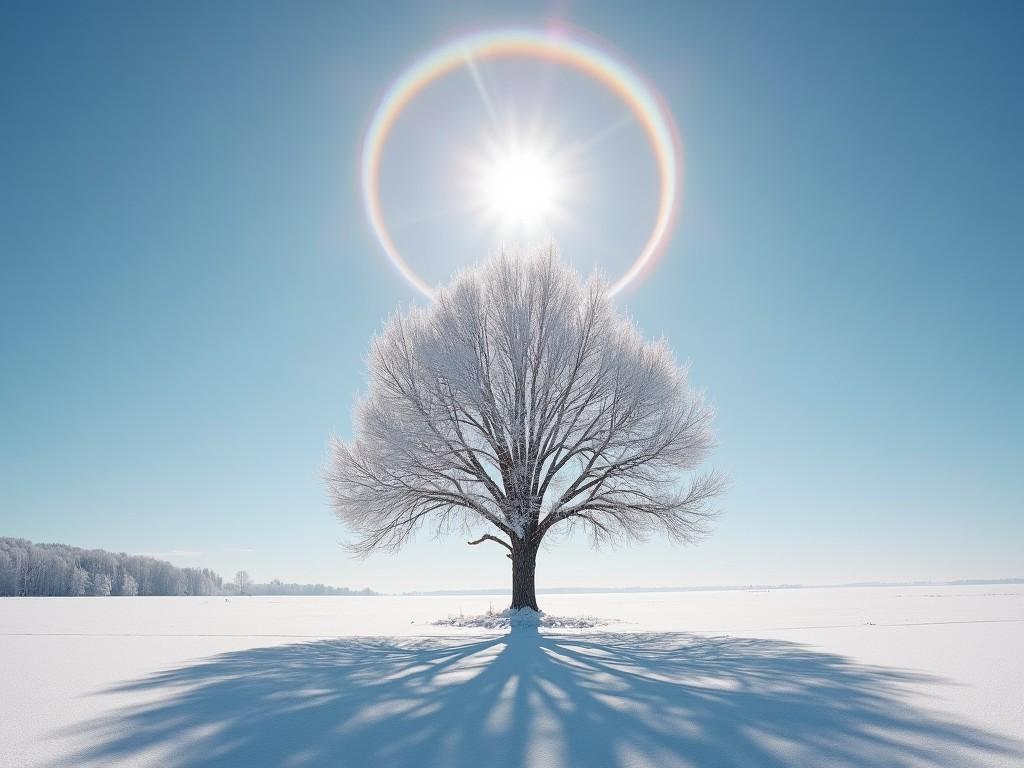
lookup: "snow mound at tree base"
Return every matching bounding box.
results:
[432,607,616,629]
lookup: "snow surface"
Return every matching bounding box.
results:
[432,606,616,629]
[1,585,1022,767]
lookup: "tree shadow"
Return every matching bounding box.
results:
[57,629,1021,767]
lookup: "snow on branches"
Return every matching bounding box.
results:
[326,247,724,561]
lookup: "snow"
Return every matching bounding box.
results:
[432,606,616,629]
[1,585,1022,767]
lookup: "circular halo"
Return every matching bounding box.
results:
[362,26,682,299]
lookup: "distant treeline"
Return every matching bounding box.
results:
[0,538,377,597]
[0,538,222,597]
[246,579,376,596]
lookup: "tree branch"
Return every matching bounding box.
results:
[467,534,513,558]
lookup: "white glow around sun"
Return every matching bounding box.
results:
[474,143,566,231]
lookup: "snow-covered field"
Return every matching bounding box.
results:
[2,585,1021,767]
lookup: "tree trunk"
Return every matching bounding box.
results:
[510,544,539,611]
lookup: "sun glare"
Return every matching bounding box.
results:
[477,145,564,231]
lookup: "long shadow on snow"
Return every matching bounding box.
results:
[60,629,1021,767]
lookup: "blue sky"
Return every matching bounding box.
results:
[2,1,1021,592]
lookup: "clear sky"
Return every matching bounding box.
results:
[2,1,1021,593]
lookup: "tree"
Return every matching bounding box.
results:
[89,573,112,597]
[120,572,139,597]
[0,550,15,596]
[234,570,251,596]
[71,566,89,596]
[327,249,724,610]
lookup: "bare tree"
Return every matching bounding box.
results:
[234,570,251,596]
[327,249,724,610]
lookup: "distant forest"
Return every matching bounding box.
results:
[248,580,376,596]
[0,538,376,597]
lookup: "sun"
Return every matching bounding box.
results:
[475,143,566,232]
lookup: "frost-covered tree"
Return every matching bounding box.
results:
[89,573,112,597]
[0,538,224,596]
[0,550,15,596]
[71,566,89,596]
[120,572,139,597]
[182,567,221,596]
[234,570,251,596]
[327,249,724,610]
